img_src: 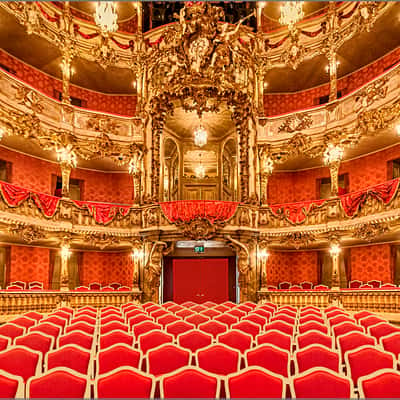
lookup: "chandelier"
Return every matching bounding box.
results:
[279,2,304,29]
[323,144,344,165]
[195,164,206,179]
[194,125,208,148]
[94,2,118,34]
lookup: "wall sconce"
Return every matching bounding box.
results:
[132,247,144,261]
[60,245,71,261]
[329,243,341,256]
[258,248,270,261]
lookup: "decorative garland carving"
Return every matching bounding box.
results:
[282,232,316,249]
[176,218,223,241]
[278,112,313,133]
[353,222,389,242]
[8,223,46,243]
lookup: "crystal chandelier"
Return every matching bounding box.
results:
[323,143,344,165]
[279,1,304,29]
[94,2,118,34]
[195,163,206,179]
[194,125,208,148]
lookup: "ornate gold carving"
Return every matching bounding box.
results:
[282,232,316,249]
[176,218,222,241]
[353,222,389,242]
[280,30,307,70]
[84,232,120,249]
[14,87,44,114]
[356,77,388,109]
[278,112,313,133]
[9,223,46,243]
[86,116,120,135]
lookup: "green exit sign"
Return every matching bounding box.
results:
[194,245,205,253]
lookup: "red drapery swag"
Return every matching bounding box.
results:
[269,199,327,224]
[73,201,131,225]
[0,181,30,207]
[31,193,60,218]
[340,178,400,217]
[160,201,239,223]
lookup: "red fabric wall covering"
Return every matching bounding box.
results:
[9,246,50,288]
[0,147,133,203]
[0,50,137,116]
[350,244,393,283]
[268,144,400,204]
[264,47,400,116]
[80,252,133,286]
[267,251,319,286]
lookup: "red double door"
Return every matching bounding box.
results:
[171,258,231,304]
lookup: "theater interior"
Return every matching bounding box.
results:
[0,1,400,397]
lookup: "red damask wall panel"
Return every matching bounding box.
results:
[0,50,137,116]
[9,246,50,288]
[81,252,133,286]
[267,251,319,286]
[350,244,393,283]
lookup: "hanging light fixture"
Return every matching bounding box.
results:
[195,152,206,179]
[94,2,118,34]
[279,1,304,29]
[194,117,208,148]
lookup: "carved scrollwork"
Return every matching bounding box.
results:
[8,223,46,243]
[353,222,389,242]
[278,113,313,134]
[84,232,120,249]
[282,231,316,249]
[176,218,223,241]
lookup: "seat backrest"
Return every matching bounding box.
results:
[198,320,228,339]
[380,332,400,358]
[214,304,230,313]
[101,315,125,325]
[338,331,376,359]
[190,305,207,313]
[332,322,364,339]
[165,321,195,338]
[359,315,386,330]
[200,309,221,319]
[29,323,61,340]
[139,329,174,354]
[147,344,191,376]
[157,314,181,327]
[97,344,142,376]
[217,329,253,354]
[58,330,94,351]
[231,320,260,339]
[185,314,210,327]
[175,309,195,319]
[99,329,134,350]
[70,315,96,326]
[0,346,42,382]
[328,315,355,327]
[226,366,286,398]
[45,344,91,375]
[24,312,43,322]
[177,329,213,353]
[0,369,24,398]
[109,282,121,290]
[89,282,101,290]
[133,321,162,339]
[250,309,272,320]
[41,316,67,331]
[245,343,290,377]
[264,321,294,336]
[294,344,340,374]
[128,314,154,327]
[279,281,291,289]
[236,304,252,314]
[367,280,381,288]
[227,309,246,320]
[100,321,129,335]
[0,323,25,342]
[300,281,313,289]
[353,310,374,321]
[298,315,325,325]
[358,369,400,398]
[94,366,154,398]
[150,308,169,319]
[10,316,36,330]
[349,280,362,288]
[256,329,292,352]
[296,330,333,350]
[196,344,240,376]
[368,322,400,341]
[290,367,353,398]
[15,332,54,357]
[298,321,328,335]
[10,281,26,289]
[65,321,95,335]
[0,335,10,351]
[345,345,395,385]
[161,366,219,398]
[242,314,268,328]
[214,313,239,327]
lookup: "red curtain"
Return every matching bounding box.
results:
[0,182,30,207]
[270,199,326,224]
[31,193,60,218]
[73,201,131,225]
[160,201,239,223]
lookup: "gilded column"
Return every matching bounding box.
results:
[131,240,143,290]
[329,241,341,289]
[129,148,143,205]
[57,147,77,198]
[60,240,71,291]
[323,144,343,197]
[259,147,274,205]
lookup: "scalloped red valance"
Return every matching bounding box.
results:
[269,199,327,224]
[160,200,239,224]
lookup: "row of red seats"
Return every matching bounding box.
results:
[3,281,131,291]
[0,301,399,397]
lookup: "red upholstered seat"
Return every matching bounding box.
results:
[359,315,387,331]
[214,313,239,328]
[24,311,44,322]
[367,322,400,341]
[101,306,120,313]
[0,335,10,351]
[99,330,134,350]
[328,315,355,327]
[196,344,240,376]
[161,366,219,398]
[298,321,328,335]
[166,321,195,338]
[0,346,42,382]
[70,315,96,326]
[256,330,292,352]
[177,330,213,353]
[217,329,253,354]
[125,309,147,323]
[41,316,67,333]
[76,305,97,314]
[185,314,210,327]
[337,331,376,360]
[300,281,313,290]
[203,301,218,308]
[222,301,237,308]
[198,320,228,339]
[367,280,381,288]
[264,321,294,336]
[128,314,154,328]
[236,304,252,314]
[146,305,162,314]
[157,314,181,327]
[97,344,142,375]
[214,304,230,313]
[142,301,157,310]
[200,309,221,319]
[15,332,54,356]
[250,309,272,320]
[89,282,101,290]
[45,345,91,375]
[27,368,89,398]
[380,332,400,358]
[52,310,72,320]
[180,301,195,308]
[299,315,325,325]
[231,320,260,339]
[109,282,121,290]
[100,321,129,335]
[226,366,286,398]
[294,344,340,374]
[29,323,61,341]
[133,321,162,339]
[279,307,297,314]
[359,369,400,398]
[279,282,291,289]
[10,316,36,330]
[147,344,191,376]
[227,309,246,320]
[349,280,363,288]
[257,304,276,314]
[0,323,25,343]
[345,345,395,386]
[242,314,268,328]
[332,322,364,339]
[58,330,94,351]
[175,309,195,319]
[290,367,354,398]
[168,304,184,313]
[190,305,207,313]
[95,367,154,398]
[65,321,95,335]
[74,310,97,320]
[139,330,174,354]
[150,308,169,319]
[245,344,290,377]
[353,310,374,321]
[0,370,24,398]
[296,330,333,350]
[325,309,349,319]
[101,315,125,325]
